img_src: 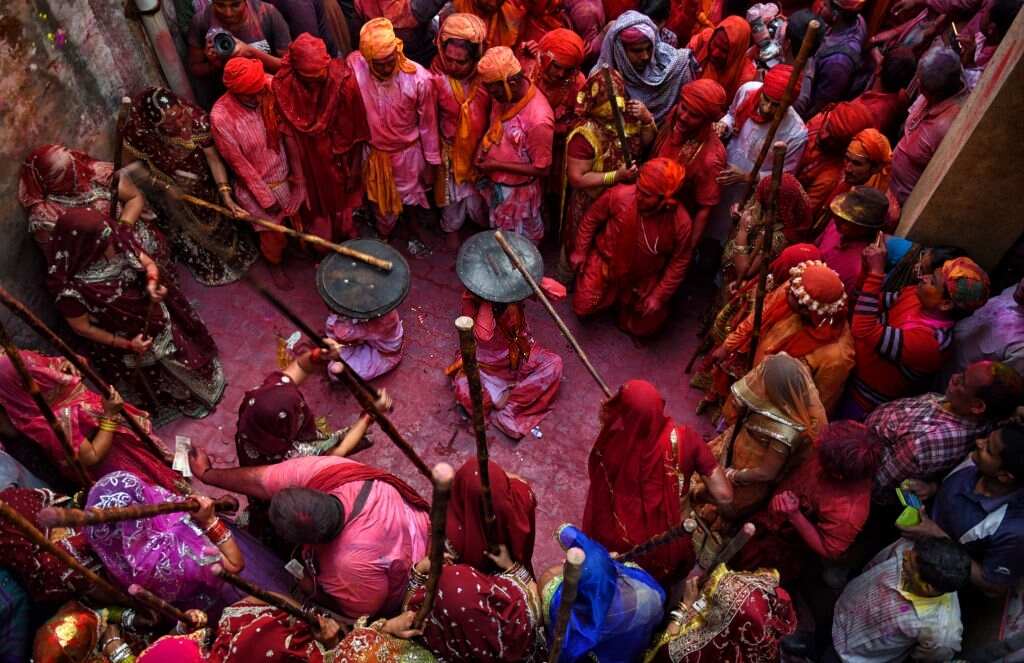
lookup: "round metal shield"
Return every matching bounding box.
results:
[456,230,543,303]
[316,239,411,319]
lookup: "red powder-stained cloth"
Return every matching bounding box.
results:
[452,292,563,439]
[731,452,872,581]
[796,101,874,218]
[688,17,757,101]
[272,35,370,240]
[583,380,718,583]
[209,600,333,662]
[446,458,538,575]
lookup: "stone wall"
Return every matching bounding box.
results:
[0,0,169,346]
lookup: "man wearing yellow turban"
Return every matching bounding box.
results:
[433,13,491,247]
[474,46,555,243]
[348,18,441,250]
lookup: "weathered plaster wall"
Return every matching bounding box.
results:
[0,0,168,345]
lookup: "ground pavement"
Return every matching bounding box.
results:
[164,239,715,571]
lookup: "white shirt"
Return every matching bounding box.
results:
[721,81,808,178]
[832,540,963,662]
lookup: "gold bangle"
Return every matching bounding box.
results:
[99,418,119,432]
[217,183,232,193]
[602,171,617,186]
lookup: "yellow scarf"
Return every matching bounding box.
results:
[481,83,537,154]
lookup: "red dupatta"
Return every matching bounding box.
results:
[582,379,691,581]
[306,463,429,511]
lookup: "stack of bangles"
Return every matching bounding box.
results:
[98,417,120,433]
[500,562,532,585]
[669,597,706,625]
[106,639,135,663]
[602,171,617,186]
[203,518,232,546]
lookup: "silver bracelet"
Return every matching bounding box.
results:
[109,643,133,663]
[669,609,686,624]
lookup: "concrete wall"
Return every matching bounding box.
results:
[0,0,168,345]
[895,12,1024,270]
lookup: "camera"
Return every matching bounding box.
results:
[209,29,236,58]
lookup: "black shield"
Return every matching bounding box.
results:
[456,230,543,303]
[316,239,411,319]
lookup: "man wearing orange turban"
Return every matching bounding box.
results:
[714,259,855,413]
[569,157,697,337]
[212,57,306,273]
[814,127,901,234]
[795,100,874,220]
[348,18,441,247]
[528,28,587,139]
[655,78,729,248]
[272,35,370,244]
[712,63,807,242]
[432,13,492,244]
[475,46,555,243]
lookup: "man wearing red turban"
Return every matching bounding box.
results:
[272,35,370,243]
[570,157,696,337]
[795,100,874,222]
[212,57,306,279]
[655,78,729,248]
[711,63,807,242]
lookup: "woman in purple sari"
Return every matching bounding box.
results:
[85,470,292,614]
[123,86,258,286]
[46,207,224,426]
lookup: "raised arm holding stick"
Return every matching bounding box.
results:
[454,316,499,555]
[413,463,455,629]
[547,546,586,663]
[0,321,91,487]
[38,494,238,528]
[492,231,613,398]
[0,285,170,466]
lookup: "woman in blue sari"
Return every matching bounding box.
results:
[540,524,666,663]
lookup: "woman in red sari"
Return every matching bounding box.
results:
[447,458,537,574]
[45,208,224,427]
[0,350,179,490]
[688,16,756,101]
[582,380,732,583]
[18,144,170,269]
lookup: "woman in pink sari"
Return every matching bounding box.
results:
[0,349,179,491]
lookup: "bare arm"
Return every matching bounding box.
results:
[729,444,789,484]
[116,176,146,225]
[190,448,274,500]
[329,413,373,457]
[701,466,734,506]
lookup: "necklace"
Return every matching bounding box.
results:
[640,219,659,255]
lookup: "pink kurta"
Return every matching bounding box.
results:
[347,53,441,232]
[258,455,429,617]
[325,310,404,380]
[210,87,305,224]
[815,220,870,297]
[453,295,563,438]
[889,90,968,205]
[478,90,554,242]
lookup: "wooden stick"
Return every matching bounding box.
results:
[739,20,821,207]
[702,522,756,573]
[128,584,191,625]
[413,463,455,629]
[601,65,634,167]
[108,97,132,223]
[619,518,697,563]
[746,142,788,369]
[454,316,499,555]
[547,547,586,663]
[174,192,392,271]
[0,322,92,487]
[0,499,131,605]
[492,231,613,398]
[38,495,239,528]
[212,564,320,627]
[0,285,172,467]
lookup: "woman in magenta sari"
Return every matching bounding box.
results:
[84,471,292,614]
[0,349,179,491]
[46,208,224,426]
[18,143,170,269]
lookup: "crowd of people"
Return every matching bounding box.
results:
[2,0,1023,660]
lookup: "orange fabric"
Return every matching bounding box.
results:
[223,58,279,147]
[689,17,756,100]
[438,11,489,45]
[847,128,892,191]
[538,28,585,67]
[801,262,846,305]
[454,0,525,48]
[677,78,729,120]
[825,101,874,139]
[437,14,488,185]
[940,257,990,312]
[290,33,331,77]
[762,63,792,100]
[359,17,416,74]
[364,147,404,216]
[637,157,686,206]
[476,45,522,82]
[481,84,537,152]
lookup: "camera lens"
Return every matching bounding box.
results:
[213,32,235,57]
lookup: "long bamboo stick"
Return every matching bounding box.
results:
[413,463,455,629]
[454,316,499,555]
[619,519,697,563]
[212,564,320,627]
[547,547,586,663]
[492,231,613,398]
[38,494,239,528]
[0,322,91,487]
[0,285,171,466]
[128,584,191,625]
[174,192,392,271]
[739,20,821,207]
